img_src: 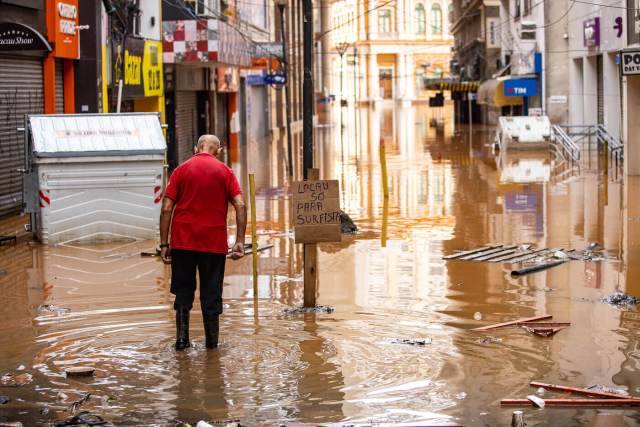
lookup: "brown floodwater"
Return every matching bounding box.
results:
[1,104,639,426]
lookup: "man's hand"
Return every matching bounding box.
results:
[230,242,245,260]
[161,246,172,264]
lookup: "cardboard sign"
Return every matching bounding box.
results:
[292,180,341,244]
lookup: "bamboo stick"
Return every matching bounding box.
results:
[501,399,640,407]
[530,381,640,400]
[443,245,501,260]
[472,315,552,331]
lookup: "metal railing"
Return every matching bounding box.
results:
[552,125,580,162]
[595,124,624,159]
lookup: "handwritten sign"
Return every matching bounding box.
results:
[292,180,341,243]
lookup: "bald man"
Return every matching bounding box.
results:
[160,135,247,350]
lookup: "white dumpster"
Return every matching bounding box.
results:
[24,113,166,244]
[496,116,552,150]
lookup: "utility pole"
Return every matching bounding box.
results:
[336,42,350,166]
[276,0,293,179]
[302,0,313,178]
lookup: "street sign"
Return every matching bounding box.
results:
[265,73,286,85]
[621,49,640,75]
[504,79,538,97]
[254,42,283,58]
[246,74,266,86]
[292,180,341,243]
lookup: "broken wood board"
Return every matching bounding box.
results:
[473,247,520,262]
[442,245,502,260]
[490,248,555,263]
[519,322,571,328]
[461,245,518,261]
[472,315,552,331]
[501,399,640,407]
[530,381,640,400]
[292,180,341,244]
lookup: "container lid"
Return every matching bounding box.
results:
[29,113,166,157]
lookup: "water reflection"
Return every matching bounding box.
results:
[2,105,640,425]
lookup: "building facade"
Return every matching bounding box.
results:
[330,0,454,104]
[0,0,79,217]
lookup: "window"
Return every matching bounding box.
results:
[378,9,391,32]
[523,0,532,15]
[431,3,442,34]
[448,3,454,27]
[514,0,521,19]
[416,3,426,33]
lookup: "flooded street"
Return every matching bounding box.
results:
[2,104,640,426]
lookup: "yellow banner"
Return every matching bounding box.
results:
[143,40,163,97]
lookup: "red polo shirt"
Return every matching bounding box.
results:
[164,153,242,254]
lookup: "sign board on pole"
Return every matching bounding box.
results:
[621,49,640,75]
[292,180,341,243]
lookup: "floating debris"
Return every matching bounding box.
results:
[390,338,432,346]
[527,394,545,408]
[553,250,569,260]
[15,365,24,371]
[283,305,335,315]
[477,336,502,345]
[0,373,33,387]
[40,405,50,416]
[54,411,106,427]
[601,292,639,307]
[340,210,358,234]
[587,384,629,397]
[68,393,91,414]
[536,387,545,396]
[0,422,24,427]
[473,312,482,321]
[65,366,95,377]
[38,304,71,316]
[511,410,525,427]
[0,396,9,404]
[455,392,467,400]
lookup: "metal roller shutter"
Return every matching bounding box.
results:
[0,56,43,217]
[55,59,64,114]
[174,90,197,165]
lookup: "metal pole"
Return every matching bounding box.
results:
[302,0,314,179]
[340,52,344,166]
[278,3,294,179]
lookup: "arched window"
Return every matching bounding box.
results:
[431,3,442,35]
[415,3,426,33]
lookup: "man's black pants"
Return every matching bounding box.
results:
[171,249,226,314]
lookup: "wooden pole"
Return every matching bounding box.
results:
[379,138,389,199]
[249,174,258,299]
[303,168,319,307]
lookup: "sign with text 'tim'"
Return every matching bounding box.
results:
[292,180,341,244]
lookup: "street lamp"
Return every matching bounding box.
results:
[276,0,294,179]
[335,41,350,166]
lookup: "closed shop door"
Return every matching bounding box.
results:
[0,56,43,217]
[597,54,604,125]
[55,59,64,114]
[175,90,197,165]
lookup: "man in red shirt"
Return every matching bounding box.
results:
[159,135,246,350]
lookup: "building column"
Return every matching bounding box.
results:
[569,58,583,125]
[603,52,621,140]
[405,54,415,101]
[624,75,640,176]
[396,53,406,101]
[368,53,379,101]
[583,56,598,126]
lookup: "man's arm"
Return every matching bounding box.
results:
[159,197,175,264]
[230,194,247,259]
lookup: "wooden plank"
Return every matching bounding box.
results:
[474,248,518,262]
[490,248,548,263]
[303,168,320,308]
[530,381,640,400]
[502,248,561,264]
[461,245,517,261]
[472,314,552,331]
[442,245,501,260]
[511,260,567,276]
[501,399,640,407]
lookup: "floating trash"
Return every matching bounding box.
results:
[601,292,639,307]
[0,373,32,387]
[477,336,502,345]
[0,396,9,404]
[390,338,432,346]
[54,410,105,427]
[587,384,629,396]
[283,305,335,315]
[473,312,482,321]
[553,250,569,260]
[65,366,95,377]
[38,304,71,316]
[455,392,467,400]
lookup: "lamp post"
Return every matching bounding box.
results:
[335,41,350,166]
[276,0,293,179]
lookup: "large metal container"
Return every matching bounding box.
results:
[23,113,166,244]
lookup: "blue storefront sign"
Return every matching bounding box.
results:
[504,79,538,97]
[246,74,266,86]
[505,192,538,212]
[265,73,286,85]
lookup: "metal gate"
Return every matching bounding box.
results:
[597,54,604,125]
[174,90,197,165]
[55,59,64,114]
[0,56,43,217]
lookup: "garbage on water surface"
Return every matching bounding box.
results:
[587,384,629,396]
[283,305,335,315]
[600,292,639,307]
[65,366,95,377]
[473,312,482,321]
[477,336,502,345]
[0,373,33,387]
[390,338,432,346]
[53,410,106,427]
[37,304,71,316]
[0,396,9,404]
[527,394,546,408]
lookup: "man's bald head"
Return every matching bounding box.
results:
[196,135,221,155]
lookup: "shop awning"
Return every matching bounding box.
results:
[423,78,480,92]
[477,79,523,107]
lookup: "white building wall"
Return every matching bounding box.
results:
[139,1,162,40]
[569,58,584,125]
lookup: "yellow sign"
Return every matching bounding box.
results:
[143,40,163,97]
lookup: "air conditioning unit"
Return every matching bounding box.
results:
[519,21,536,40]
